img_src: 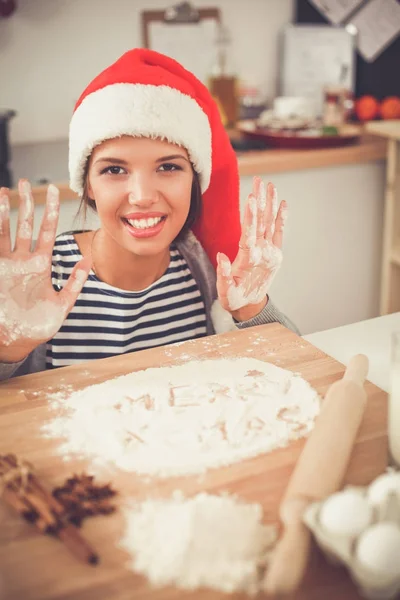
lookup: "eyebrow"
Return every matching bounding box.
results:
[94,154,190,166]
[155,154,189,163]
[93,157,129,166]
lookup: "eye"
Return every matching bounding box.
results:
[100,166,126,175]
[158,163,182,172]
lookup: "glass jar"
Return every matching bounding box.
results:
[239,85,267,121]
[323,84,354,127]
[208,25,239,127]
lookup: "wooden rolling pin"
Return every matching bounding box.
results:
[264,354,370,595]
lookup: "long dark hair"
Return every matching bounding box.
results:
[76,158,202,242]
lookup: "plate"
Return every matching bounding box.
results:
[238,122,361,150]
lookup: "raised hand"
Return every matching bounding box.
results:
[0,180,91,362]
[216,176,287,315]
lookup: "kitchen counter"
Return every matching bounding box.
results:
[7,134,387,209]
[304,312,400,392]
[237,133,386,176]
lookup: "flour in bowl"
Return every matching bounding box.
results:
[43,357,320,477]
[119,491,277,594]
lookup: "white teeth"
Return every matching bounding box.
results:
[126,216,163,229]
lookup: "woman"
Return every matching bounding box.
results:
[0,48,296,380]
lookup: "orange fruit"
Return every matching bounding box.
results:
[380,97,400,120]
[355,95,380,121]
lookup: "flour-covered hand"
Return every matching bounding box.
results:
[216,176,287,316]
[0,180,91,361]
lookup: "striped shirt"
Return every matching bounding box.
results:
[46,233,207,368]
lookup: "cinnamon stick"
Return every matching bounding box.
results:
[58,525,99,565]
[2,487,38,523]
[23,489,59,528]
[4,454,67,517]
[0,454,99,564]
[2,486,51,532]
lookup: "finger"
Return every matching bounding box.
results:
[272,201,288,249]
[14,179,34,253]
[253,176,267,238]
[59,257,92,313]
[216,252,235,298]
[35,184,60,253]
[264,183,277,241]
[0,188,11,254]
[216,252,234,285]
[239,193,257,250]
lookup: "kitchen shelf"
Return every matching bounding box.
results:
[366,120,400,315]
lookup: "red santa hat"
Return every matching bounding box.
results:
[69,48,241,268]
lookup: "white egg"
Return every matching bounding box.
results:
[367,472,400,506]
[356,522,400,577]
[319,490,373,537]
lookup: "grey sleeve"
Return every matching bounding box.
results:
[0,344,47,382]
[235,298,300,335]
[0,359,25,382]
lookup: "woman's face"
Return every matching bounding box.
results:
[87,136,194,256]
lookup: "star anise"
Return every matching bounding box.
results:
[52,473,117,527]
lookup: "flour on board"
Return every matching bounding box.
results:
[43,357,320,477]
[119,491,277,595]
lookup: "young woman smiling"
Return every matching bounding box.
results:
[0,48,296,379]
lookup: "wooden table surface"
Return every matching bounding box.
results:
[0,324,388,600]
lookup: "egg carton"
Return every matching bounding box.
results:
[303,471,400,600]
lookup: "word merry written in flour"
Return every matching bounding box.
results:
[43,358,320,477]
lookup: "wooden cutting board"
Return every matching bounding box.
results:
[0,323,388,600]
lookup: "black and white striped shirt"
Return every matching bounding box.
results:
[46,233,207,368]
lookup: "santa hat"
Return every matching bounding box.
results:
[69,48,241,268]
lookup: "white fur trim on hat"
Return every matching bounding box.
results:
[69,83,212,196]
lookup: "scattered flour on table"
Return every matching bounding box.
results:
[119,491,277,595]
[43,357,320,477]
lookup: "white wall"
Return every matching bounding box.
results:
[1,0,293,145]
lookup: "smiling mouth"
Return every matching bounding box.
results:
[122,216,166,230]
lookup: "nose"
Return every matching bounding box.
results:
[127,172,157,207]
